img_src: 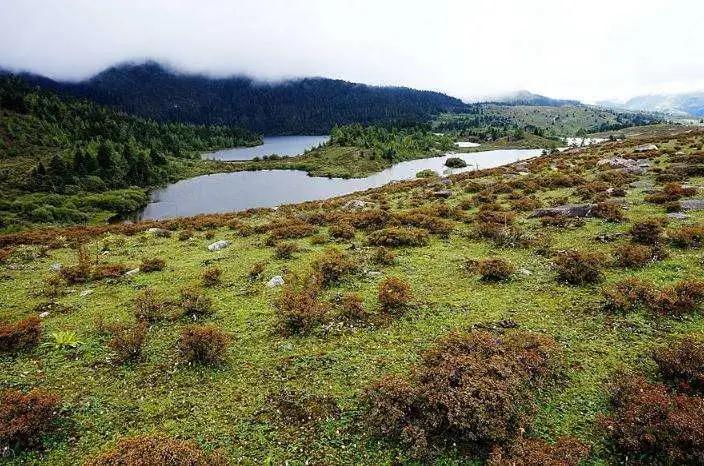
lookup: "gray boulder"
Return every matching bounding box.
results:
[634,144,658,152]
[207,240,231,251]
[680,199,704,211]
[266,275,285,287]
[531,204,593,218]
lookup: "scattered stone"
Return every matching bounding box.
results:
[146,227,171,236]
[266,275,285,287]
[595,233,625,243]
[596,157,648,174]
[518,268,532,276]
[513,162,529,172]
[531,204,593,218]
[667,212,689,220]
[634,143,658,152]
[39,311,50,318]
[432,189,452,198]
[342,199,375,211]
[125,268,140,277]
[438,177,453,186]
[207,240,231,251]
[50,262,62,271]
[366,271,382,278]
[630,180,654,189]
[680,199,704,211]
[79,289,94,297]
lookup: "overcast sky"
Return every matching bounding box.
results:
[1,0,703,103]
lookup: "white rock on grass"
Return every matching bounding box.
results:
[207,240,231,251]
[79,289,94,297]
[125,268,140,277]
[266,275,285,287]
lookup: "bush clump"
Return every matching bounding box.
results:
[107,322,148,363]
[339,292,367,320]
[603,278,704,317]
[365,330,562,459]
[0,316,42,353]
[180,289,214,317]
[367,227,429,247]
[177,324,230,365]
[600,375,704,464]
[630,219,664,245]
[276,281,327,335]
[592,202,625,222]
[133,288,168,322]
[378,276,412,313]
[478,257,515,281]
[311,247,357,286]
[554,250,604,285]
[653,336,704,393]
[86,434,226,466]
[669,225,704,248]
[372,246,396,265]
[487,436,589,466]
[613,243,655,267]
[329,222,356,240]
[140,257,166,272]
[274,241,299,259]
[201,267,222,287]
[0,389,60,450]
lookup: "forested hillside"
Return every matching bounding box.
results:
[15,61,469,134]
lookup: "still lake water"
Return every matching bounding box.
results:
[204,135,330,161]
[139,148,541,220]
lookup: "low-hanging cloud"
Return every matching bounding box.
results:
[1,0,703,102]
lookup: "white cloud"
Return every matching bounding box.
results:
[1,0,703,102]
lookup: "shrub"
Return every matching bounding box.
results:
[178,229,193,241]
[107,322,148,363]
[0,316,42,352]
[274,241,299,259]
[177,324,230,365]
[487,436,589,466]
[613,243,654,267]
[140,257,166,272]
[339,292,367,320]
[592,202,625,222]
[367,227,429,247]
[653,336,704,393]
[0,389,60,450]
[478,257,515,281]
[554,250,604,285]
[59,245,92,284]
[201,267,222,287]
[602,278,655,314]
[276,282,327,335]
[329,222,356,240]
[266,219,316,245]
[649,279,704,317]
[248,261,266,280]
[600,375,704,464]
[372,246,396,265]
[180,289,214,317]
[630,219,664,245]
[669,225,704,248]
[445,157,467,168]
[416,169,439,178]
[309,233,328,245]
[86,434,226,466]
[311,247,357,286]
[91,263,128,279]
[378,276,412,313]
[133,288,168,322]
[365,330,562,459]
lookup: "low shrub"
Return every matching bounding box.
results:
[378,276,412,313]
[613,243,655,267]
[600,375,704,464]
[554,250,604,285]
[339,292,367,320]
[177,324,230,365]
[276,281,327,335]
[487,436,590,466]
[133,288,168,322]
[602,278,655,314]
[248,261,266,280]
[630,219,664,245]
[0,316,42,352]
[177,229,193,241]
[274,241,299,259]
[365,330,562,459]
[539,214,584,229]
[180,289,214,317]
[602,278,704,316]
[372,246,396,265]
[669,225,704,248]
[91,263,128,280]
[367,227,429,247]
[592,202,625,222]
[653,336,704,393]
[201,267,222,287]
[107,322,148,363]
[59,245,92,284]
[311,247,357,286]
[0,389,60,450]
[477,257,515,281]
[329,222,356,240]
[86,434,226,466]
[140,257,166,272]
[266,219,316,245]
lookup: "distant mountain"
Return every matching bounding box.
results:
[483,90,582,107]
[598,91,704,117]
[10,61,469,134]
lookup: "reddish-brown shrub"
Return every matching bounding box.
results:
[393,211,454,237]
[91,263,128,279]
[275,281,327,335]
[600,375,704,464]
[653,336,704,393]
[140,257,166,272]
[487,436,590,466]
[372,246,396,265]
[339,292,367,320]
[248,261,266,280]
[554,250,604,284]
[649,280,704,317]
[177,324,230,365]
[329,222,356,240]
[539,214,584,229]
[201,267,222,287]
[378,276,412,313]
[0,316,42,352]
[630,219,664,245]
[669,225,704,248]
[133,288,168,322]
[592,202,625,222]
[177,229,193,241]
[180,289,213,317]
[311,247,357,286]
[59,245,92,284]
[613,243,654,267]
[0,389,60,450]
[107,322,148,363]
[367,227,429,247]
[365,330,562,459]
[266,219,316,245]
[86,434,226,466]
[602,278,655,314]
[274,241,299,259]
[478,257,515,281]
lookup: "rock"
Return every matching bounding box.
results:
[630,180,654,189]
[266,275,285,287]
[634,143,658,152]
[531,204,593,218]
[514,162,529,172]
[125,268,140,277]
[50,262,62,271]
[680,199,704,211]
[439,177,453,186]
[366,271,382,278]
[147,227,171,237]
[342,199,375,211]
[668,212,689,220]
[39,311,50,318]
[79,289,94,297]
[432,189,452,198]
[597,157,647,174]
[518,268,532,276]
[207,240,231,251]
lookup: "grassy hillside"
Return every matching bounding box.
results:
[2,127,704,464]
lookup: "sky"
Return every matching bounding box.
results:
[1,0,703,103]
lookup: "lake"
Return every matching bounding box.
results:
[204,135,330,161]
[139,148,541,220]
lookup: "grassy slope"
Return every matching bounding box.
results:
[2,127,704,463]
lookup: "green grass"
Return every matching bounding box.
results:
[2,127,704,463]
